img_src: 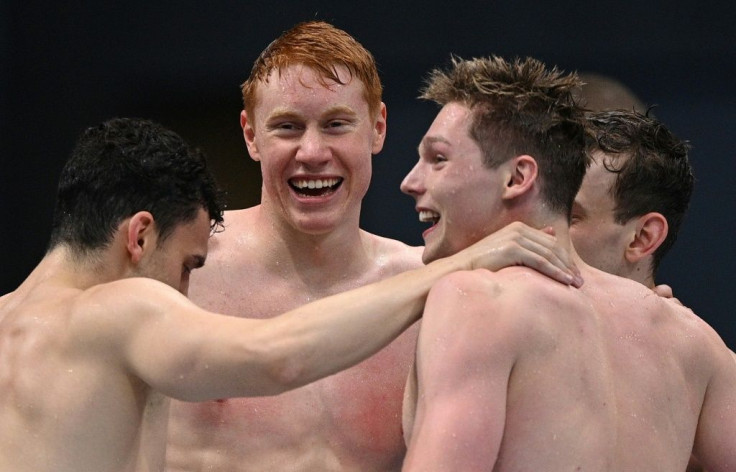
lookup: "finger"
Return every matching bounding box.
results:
[510,239,583,287]
[514,235,581,282]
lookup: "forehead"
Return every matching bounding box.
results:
[253,64,369,114]
[428,102,472,133]
[421,102,475,149]
[577,151,618,203]
[584,151,618,187]
[163,209,211,252]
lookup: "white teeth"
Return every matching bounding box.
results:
[291,178,340,189]
[419,210,440,223]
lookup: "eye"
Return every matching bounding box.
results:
[324,119,352,134]
[267,120,302,134]
[277,122,298,130]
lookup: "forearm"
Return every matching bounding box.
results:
[264,254,467,389]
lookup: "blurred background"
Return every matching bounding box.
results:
[3,1,735,347]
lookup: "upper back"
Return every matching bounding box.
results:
[417,265,724,471]
[491,267,719,470]
[0,281,160,472]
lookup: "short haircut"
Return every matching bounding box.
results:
[241,21,383,121]
[585,110,694,273]
[48,117,224,257]
[421,55,588,216]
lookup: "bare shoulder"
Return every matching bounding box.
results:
[420,268,560,364]
[360,230,424,273]
[205,207,261,255]
[72,278,192,346]
[426,266,565,328]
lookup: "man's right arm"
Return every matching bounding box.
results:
[99,222,579,402]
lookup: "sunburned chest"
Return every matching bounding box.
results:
[189,324,418,453]
[190,254,408,319]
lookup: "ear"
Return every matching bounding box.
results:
[241,109,260,162]
[371,102,388,154]
[624,212,668,263]
[502,155,538,201]
[125,211,157,264]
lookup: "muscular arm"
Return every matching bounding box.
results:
[403,271,518,471]
[691,338,736,471]
[99,223,577,402]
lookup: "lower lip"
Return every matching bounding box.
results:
[422,224,437,240]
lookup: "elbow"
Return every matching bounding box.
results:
[242,337,313,396]
[262,350,311,394]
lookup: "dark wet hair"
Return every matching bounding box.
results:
[585,109,694,273]
[48,117,224,256]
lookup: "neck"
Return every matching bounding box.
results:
[252,205,374,285]
[518,205,577,256]
[20,246,124,292]
[623,261,656,289]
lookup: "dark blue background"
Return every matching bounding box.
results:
[3,1,734,347]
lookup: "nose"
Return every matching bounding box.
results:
[295,126,330,167]
[400,161,425,197]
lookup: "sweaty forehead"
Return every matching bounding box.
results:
[250,66,370,125]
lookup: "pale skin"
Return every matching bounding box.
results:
[571,151,736,472]
[0,203,578,472]
[165,66,581,472]
[400,101,736,471]
[570,151,668,290]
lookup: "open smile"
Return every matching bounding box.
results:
[289,177,343,197]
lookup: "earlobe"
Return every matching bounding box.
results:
[241,110,260,162]
[371,102,388,154]
[126,211,156,264]
[625,212,668,263]
[502,155,538,200]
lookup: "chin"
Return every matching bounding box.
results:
[421,244,451,265]
[290,213,341,234]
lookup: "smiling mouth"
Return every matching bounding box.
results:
[419,210,440,225]
[289,177,343,197]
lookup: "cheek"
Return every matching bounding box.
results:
[571,222,623,266]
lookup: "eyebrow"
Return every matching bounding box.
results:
[418,135,451,154]
[265,108,301,123]
[267,104,358,122]
[323,104,358,116]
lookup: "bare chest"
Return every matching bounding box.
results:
[172,251,420,470]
